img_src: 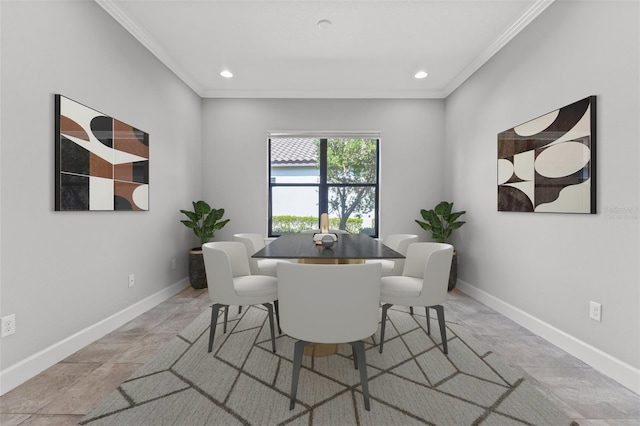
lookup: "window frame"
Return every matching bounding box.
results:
[268,136,380,237]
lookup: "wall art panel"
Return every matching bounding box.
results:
[497,96,596,213]
[55,95,149,211]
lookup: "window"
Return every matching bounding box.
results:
[268,135,379,237]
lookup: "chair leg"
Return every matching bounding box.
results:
[274,300,282,334]
[290,340,310,410]
[209,303,224,353]
[425,306,431,335]
[351,340,371,411]
[223,305,229,334]
[379,303,393,353]
[432,304,448,354]
[352,346,358,369]
[262,303,277,353]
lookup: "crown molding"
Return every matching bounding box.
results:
[199,88,447,99]
[443,0,556,97]
[96,0,554,100]
[95,0,204,97]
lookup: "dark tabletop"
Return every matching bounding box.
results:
[252,233,405,260]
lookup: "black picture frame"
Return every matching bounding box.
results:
[497,96,596,213]
[55,95,149,211]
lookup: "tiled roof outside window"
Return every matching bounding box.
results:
[271,138,317,166]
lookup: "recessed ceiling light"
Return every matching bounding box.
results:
[414,71,428,79]
[220,70,233,78]
[317,19,332,30]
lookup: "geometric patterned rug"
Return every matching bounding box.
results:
[81,304,577,425]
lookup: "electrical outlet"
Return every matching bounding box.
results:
[589,301,602,322]
[1,314,16,337]
[170,258,177,270]
[128,274,135,287]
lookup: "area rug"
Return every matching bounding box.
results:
[81,304,576,425]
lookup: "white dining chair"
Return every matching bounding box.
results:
[202,242,280,353]
[379,242,453,354]
[233,233,291,277]
[365,233,418,276]
[277,262,382,411]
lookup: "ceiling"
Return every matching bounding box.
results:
[96,0,554,99]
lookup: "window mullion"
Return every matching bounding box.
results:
[319,138,328,217]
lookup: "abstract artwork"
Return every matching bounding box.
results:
[497,96,596,213]
[55,95,149,211]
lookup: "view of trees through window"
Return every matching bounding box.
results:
[269,136,379,236]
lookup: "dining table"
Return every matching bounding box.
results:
[252,232,404,356]
[252,232,404,264]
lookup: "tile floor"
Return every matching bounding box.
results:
[1,286,638,425]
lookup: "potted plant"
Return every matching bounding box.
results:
[180,200,230,289]
[415,201,466,291]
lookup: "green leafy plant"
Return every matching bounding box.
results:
[270,215,365,234]
[415,201,466,243]
[180,200,230,246]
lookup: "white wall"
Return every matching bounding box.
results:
[201,98,445,240]
[445,0,639,391]
[0,1,202,392]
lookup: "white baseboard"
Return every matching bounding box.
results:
[456,279,640,395]
[0,278,190,396]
